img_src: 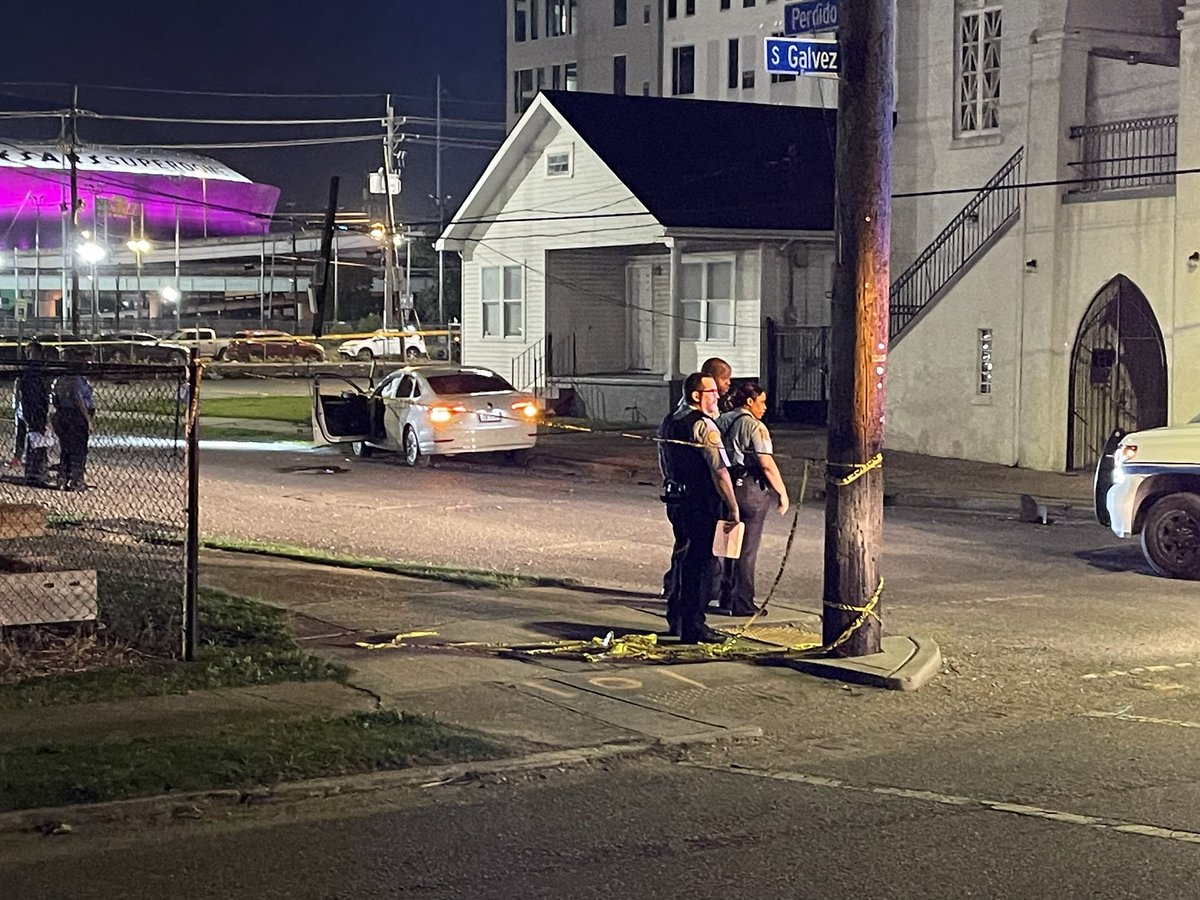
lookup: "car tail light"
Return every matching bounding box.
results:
[512,400,540,420]
[1116,444,1138,463]
[429,403,466,424]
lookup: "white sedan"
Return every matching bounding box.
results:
[337,327,427,361]
[312,365,540,465]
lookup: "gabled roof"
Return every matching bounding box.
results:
[541,91,836,232]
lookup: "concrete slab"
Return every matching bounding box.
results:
[775,634,942,691]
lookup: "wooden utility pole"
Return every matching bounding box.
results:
[822,0,893,656]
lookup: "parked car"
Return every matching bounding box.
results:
[167,327,228,359]
[312,365,540,465]
[1095,418,1200,579]
[217,330,326,363]
[94,332,189,364]
[30,333,93,359]
[337,327,427,362]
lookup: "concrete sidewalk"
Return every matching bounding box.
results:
[530,423,1096,520]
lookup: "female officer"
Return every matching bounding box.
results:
[714,382,790,616]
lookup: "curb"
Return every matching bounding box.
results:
[0,728,760,836]
[776,634,942,691]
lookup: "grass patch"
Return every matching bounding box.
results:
[203,536,579,590]
[0,710,505,813]
[200,395,312,424]
[201,425,310,442]
[0,582,345,709]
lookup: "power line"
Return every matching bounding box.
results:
[87,112,385,126]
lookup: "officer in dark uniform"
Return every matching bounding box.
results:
[660,357,733,604]
[658,372,740,644]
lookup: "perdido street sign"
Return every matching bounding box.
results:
[764,37,840,76]
[784,0,839,36]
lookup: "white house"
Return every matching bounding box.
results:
[437,90,836,423]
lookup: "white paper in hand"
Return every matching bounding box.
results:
[712,520,745,559]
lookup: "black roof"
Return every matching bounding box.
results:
[543,91,836,232]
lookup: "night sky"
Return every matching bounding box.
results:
[1,1,506,228]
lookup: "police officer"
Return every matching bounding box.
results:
[658,372,740,644]
[715,381,790,616]
[660,357,733,604]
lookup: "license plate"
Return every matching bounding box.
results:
[477,411,502,423]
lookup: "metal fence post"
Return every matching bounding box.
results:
[183,349,201,661]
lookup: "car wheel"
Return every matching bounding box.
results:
[1141,492,1200,579]
[401,425,422,468]
[405,345,422,360]
[357,348,374,361]
[351,440,374,459]
[506,448,533,467]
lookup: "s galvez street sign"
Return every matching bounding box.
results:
[784,0,838,36]
[764,37,839,76]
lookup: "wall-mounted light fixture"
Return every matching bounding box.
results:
[1025,259,1038,272]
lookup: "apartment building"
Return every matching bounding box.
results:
[506,0,664,127]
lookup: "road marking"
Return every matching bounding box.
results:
[588,676,643,690]
[520,681,577,699]
[1081,661,1196,680]
[690,764,1200,846]
[1084,711,1200,729]
[659,669,707,689]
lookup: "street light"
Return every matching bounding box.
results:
[78,242,107,334]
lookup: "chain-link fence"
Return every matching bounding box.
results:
[0,354,197,680]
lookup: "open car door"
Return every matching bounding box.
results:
[312,374,371,446]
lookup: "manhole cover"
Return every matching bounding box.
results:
[276,465,349,475]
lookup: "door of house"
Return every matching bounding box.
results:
[627,265,655,371]
[1066,275,1167,471]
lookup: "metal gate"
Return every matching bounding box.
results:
[1067,275,1166,471]
[765,318,829,424]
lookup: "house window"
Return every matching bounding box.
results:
[532,0,539,38]
[644,4,651,24]
[642,81,650,95]
[546,147,572,177]
[514,0,528,41]
[546,0,577,36]
[552,64,561,89]
[614,0,626,26]
[482,265,524,338]
[565,62,578,91]
[721,0,731,8]
[978,329,993,394]
[686,0,695,13]
[671,45,695,96]
[513,68,536,115]
[680,260,734,342]
[727,38,739,89]
[614,55,627,95]
[667,0,677,18]
[743,0,756,6]
[957,6,1002,135]
[742,69,755,89]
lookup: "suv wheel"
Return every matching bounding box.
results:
[1141,492,1200,579]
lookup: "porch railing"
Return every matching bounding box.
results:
[511,334,550,397]
[890,147,1023,340]
[1068,115,1177,195]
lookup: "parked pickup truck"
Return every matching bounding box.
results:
[166,328,228,359]
[1095,418,1200,579]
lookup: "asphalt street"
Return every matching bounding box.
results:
[7,441,1199,896]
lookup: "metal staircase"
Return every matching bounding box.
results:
[511,335,550,398]
[890,147,1024,341]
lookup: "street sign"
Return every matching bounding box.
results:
[764,37,840,77]
[784,0,839,36]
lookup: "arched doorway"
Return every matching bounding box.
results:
[1067,275,1167,470]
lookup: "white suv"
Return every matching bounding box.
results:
[337,327,427,362]
[1096,415,1200,579]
